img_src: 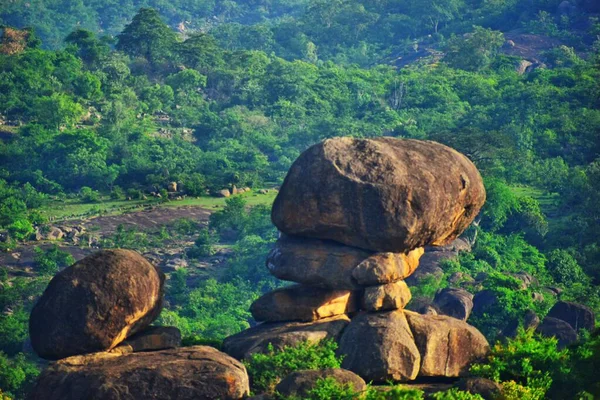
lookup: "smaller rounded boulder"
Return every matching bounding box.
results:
[29,249,165,360]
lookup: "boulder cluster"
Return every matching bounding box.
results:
[224,137,490,382]
[28,249,250,400]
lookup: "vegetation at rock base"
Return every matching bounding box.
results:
[0,0,600,398]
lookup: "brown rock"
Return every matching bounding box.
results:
[404,311,490,377]
[352,248,424,286]
[217,189,231,198]
[46,227,64,241]
[266,235,421,290]
[27,346,249,400]
[546,301,595,333]
[29,249,165,360]
[362,281,412,311]
[536,317,578,348]
[167,182,178,192]
[272,137,485,252]
[250,285,358,322]
[338,310,420,382]
[456,377,502,400]
[223,315,350,360]
[121,326,181,352]
[433,288,474,321]
[275,369,367,398]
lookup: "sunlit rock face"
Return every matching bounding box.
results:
[29,249,164,360]
[272,137,486,253]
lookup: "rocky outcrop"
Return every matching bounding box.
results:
[27,346,249,400]
[433,288,474,321]
[266,235,422,290]
[275,369,366,398]
[250,285,358,322]
[362,281,412,311]
[271,137,485,253]
[338,311,421,382]
[404,311,490,377]
[223,316,350,360]
[223,136,488,386]
[29,249,165,360]
[546,301,595,333]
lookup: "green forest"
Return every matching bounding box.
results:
[1,0,600,399]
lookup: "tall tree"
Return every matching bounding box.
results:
[116,8,177,66]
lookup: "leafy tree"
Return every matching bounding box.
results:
[444,27,505,71]
[34,245,75,275]
[116,8,177,66]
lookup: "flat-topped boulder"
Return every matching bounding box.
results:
[250,285,358,322]
[29,249,165,360]
[267,235,423,290]
[272,137,485,252]
[223,315,350,360]
[27,346,249,400]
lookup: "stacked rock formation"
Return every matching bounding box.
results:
[28,249,249,400]
[224,137,490,382]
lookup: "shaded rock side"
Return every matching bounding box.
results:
[338,310,420,382]
[272,137,486,252]
[267,235,422,289]
[223,315,350,360]
[455,377,502,400]
[27,346,249,400]
[404,311,490,377]
[536,317,578,348]
[118,326,181,353]
[275,369,367,398]
[362,281,412,311]
[29,249,165,360]
[250,285,358,322]
[546,301,595,333]
[433,288,474,321]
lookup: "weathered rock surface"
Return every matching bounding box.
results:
[352,248,423,286]
[266,235,422,289]
[250,285,358,322]
[338,311,420,382]
[455,377,502,400]
[272,137,485,252]
[404,311,490,377]
[546,301,595,333]
[433,288,474,321]
[223,315,350,360]
[275,369,367,398]
[536,317,578,348]
[362,281,412,311]
[27,346,249,400]
[120,326,181,353]
[29,249,164,360]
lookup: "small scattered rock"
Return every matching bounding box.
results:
[433,288,474,321]
[167,182,178,192]
[217,189,231,198]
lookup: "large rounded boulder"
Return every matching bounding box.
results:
[272,137,485,252]
[29,249,165,360]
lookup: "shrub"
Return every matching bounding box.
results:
[244,340,342,394]
[6,219,34,242]
[110,186,124,200]
[0,352,39,399]
[34,245,75,275]
[364,386,425,400]
[79,186,100,202]
[430,388,483,400]
[186,228,217,258]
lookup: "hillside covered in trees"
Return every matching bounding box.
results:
[1,0,600,399]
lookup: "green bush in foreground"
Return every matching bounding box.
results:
[244,340,342,394]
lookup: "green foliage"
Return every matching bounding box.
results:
[280,377,360,400]
[430,388,483,400]
[546,249,588,287]
[186,228,217,258]
[79,186,100,203]
[245,340,342,394]
[444,26,504,71]
[363,386,425,400]
[471,328,570,399]
[0,352,39,399]
[33,245,75,275]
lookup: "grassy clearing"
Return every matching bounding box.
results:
[40,190,278,221]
